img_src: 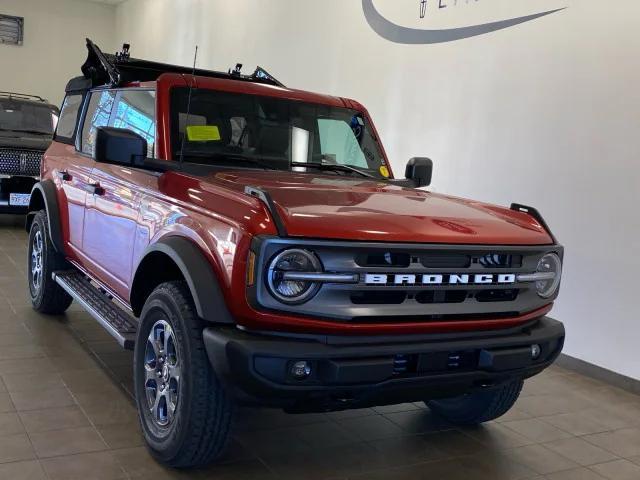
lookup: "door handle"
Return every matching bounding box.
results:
[56,170,71,182]
[85,183,105,196]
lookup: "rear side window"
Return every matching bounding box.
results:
[55,94,83,143]
[111,90,156,157]
[81,90,115,155]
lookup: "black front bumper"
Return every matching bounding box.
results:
[203,317,565,412]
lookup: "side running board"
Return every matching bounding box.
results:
[53,271,137,350]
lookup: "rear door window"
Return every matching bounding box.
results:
[55,94,83,143]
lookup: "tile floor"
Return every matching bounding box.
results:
[0,215,639,479]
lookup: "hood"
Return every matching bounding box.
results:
[206,170,553,245]
[0,130,52,151]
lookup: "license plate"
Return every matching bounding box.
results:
[9,193,30,206]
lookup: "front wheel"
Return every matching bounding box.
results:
[28,210,72,314]
[426,378,524,425]
[133,281,234,468]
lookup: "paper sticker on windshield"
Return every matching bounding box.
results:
[186,125,221,142]
[379,165,390,178]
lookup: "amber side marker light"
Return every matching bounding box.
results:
[247,251,256,286]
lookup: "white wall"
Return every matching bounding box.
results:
[114,0,640,379]
[0,0,117,106]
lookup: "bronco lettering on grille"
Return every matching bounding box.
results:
[364,273,517,285]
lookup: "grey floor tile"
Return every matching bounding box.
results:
[460,422,535,450]
[543,437,619,466]
[384,409,454,434]
[0,433,36,464]
[421,430,488,457]
[337,414,406,441]
[364,435,451,470]
[112,446,197,479]
[0,412,26,437]
[456,451,539,480]
[589,459,640,480]
[0,371,65,392]
[0,392,15,413]
[502,418,573,443]
[29,426,107,458]
[500,444,579,475]
[97,421,145,449]
[262,442,377,480]
[372,402,421,414]
[516,393,594,417]
[41,451,127,480]
[195,459,278,480]
[18,405,91,433]
[9,387,76,411]
[583,428,640,458]
[0,459,47,480]
[545,467,607,480]
[0,358,57,375]
[540,411,613,436]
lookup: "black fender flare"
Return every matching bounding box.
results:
[132,236,233,324]
[26,180,65,253]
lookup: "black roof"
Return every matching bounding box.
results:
[67,38,284,93]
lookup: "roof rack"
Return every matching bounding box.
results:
[73,38,285,92]
[0,91,47,102]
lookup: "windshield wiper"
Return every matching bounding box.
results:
[180,152,279,170]
[291,162,375,179]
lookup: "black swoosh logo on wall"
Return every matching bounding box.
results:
[362,0,565,44]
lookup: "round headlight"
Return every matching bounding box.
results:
[267,249,322,304]
[535,253,562,298]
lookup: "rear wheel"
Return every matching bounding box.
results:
[134,281,234,468]
[426,378,524,425]
[28,210,72,314]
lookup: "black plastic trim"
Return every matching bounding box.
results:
[204,316,565,411]
[133,236,233,324]
[244,186,287,237]
[511,203,558,244]
[26,180,64,253]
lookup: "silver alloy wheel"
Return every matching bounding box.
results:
[31,230,43,292]
[144,320,180,427]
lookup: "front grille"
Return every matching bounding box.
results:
[253,238,562,324]
[0,149,42,176]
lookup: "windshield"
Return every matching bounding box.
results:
[0,99,58,135]
[170,88,389,178]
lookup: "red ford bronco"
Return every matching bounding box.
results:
[26,40,564,468]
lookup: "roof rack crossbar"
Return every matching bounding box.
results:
[79,39,285,90]
[0,91,47,102]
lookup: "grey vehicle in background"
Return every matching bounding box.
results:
[0,92,59,213]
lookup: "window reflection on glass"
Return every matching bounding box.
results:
[82,90,115,155]
[112,90,156,157]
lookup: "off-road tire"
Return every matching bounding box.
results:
[134,281,234,468]
[426,378,524,425]
[28,210,73,314]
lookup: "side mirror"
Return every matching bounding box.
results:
[94,127,147,167]
[405,157,433,187]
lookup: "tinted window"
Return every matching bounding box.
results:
[55,94,83,141]
[111,90,156,157]
[81,90,115,155]
[0,99,57,135]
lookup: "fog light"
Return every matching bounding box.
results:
[291,361,311,379]
[531,344,541,360]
